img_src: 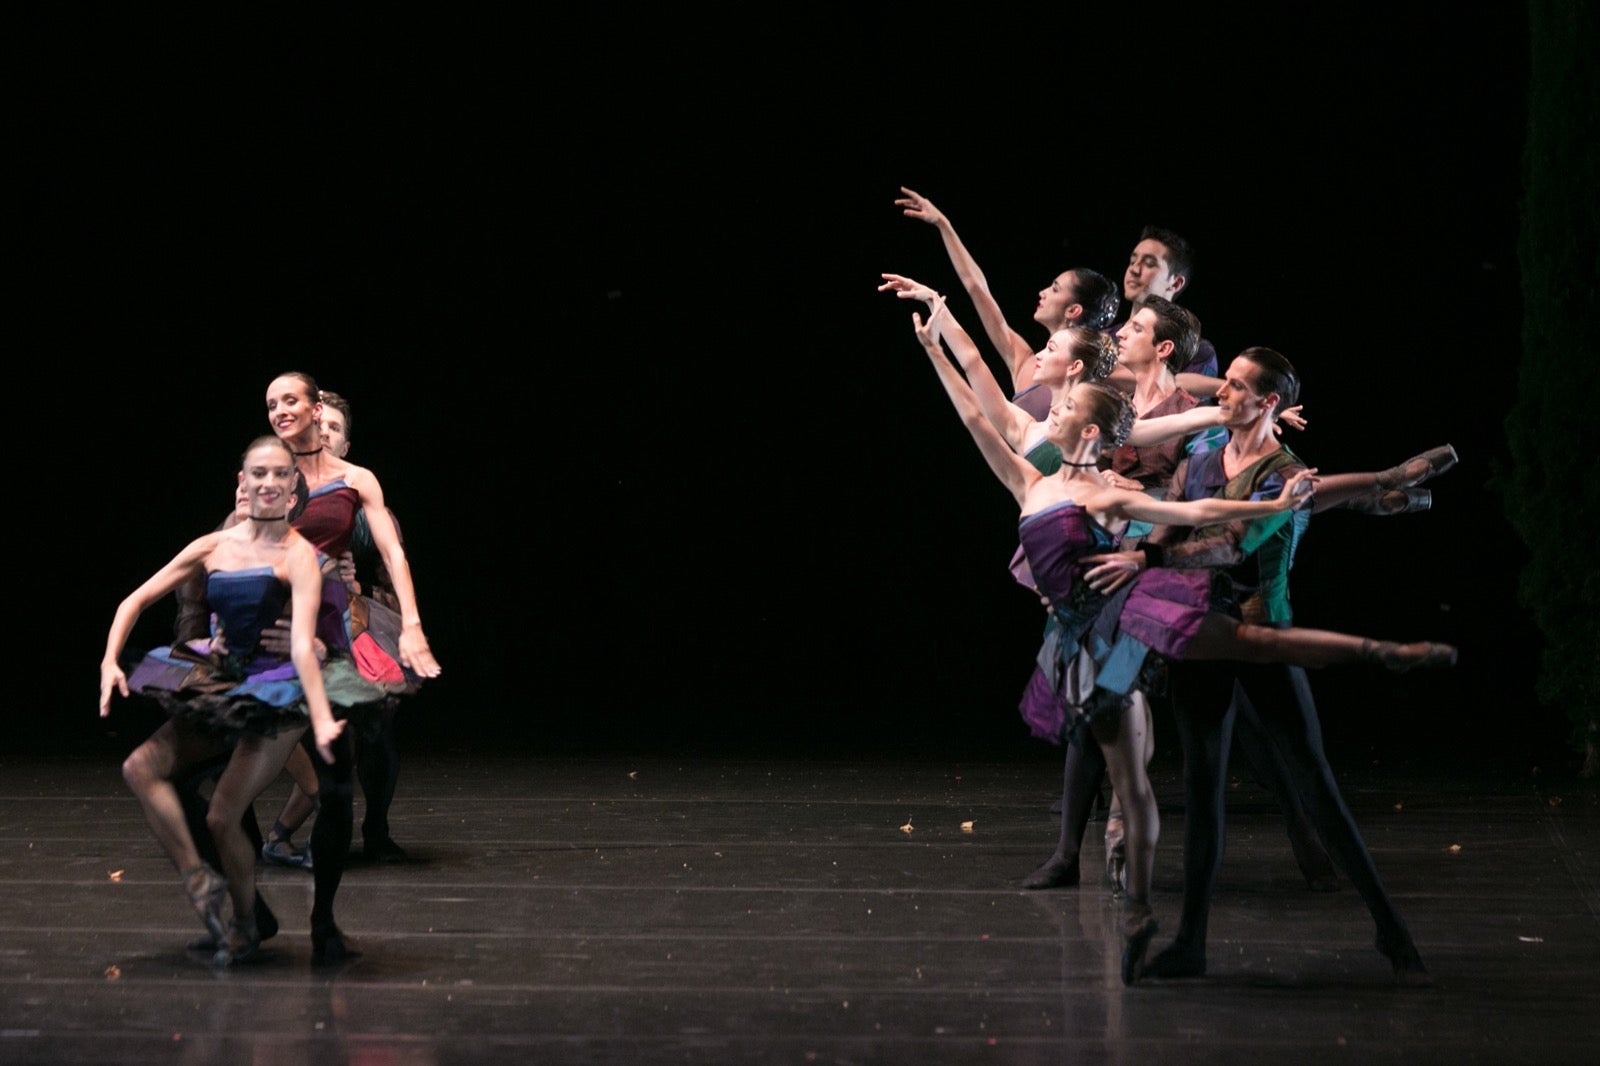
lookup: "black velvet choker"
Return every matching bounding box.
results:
[248,514,289,522]
[292,447,323,457]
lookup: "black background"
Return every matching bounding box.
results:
[21,9,1560,772]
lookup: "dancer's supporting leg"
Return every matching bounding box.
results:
[204,727,307,964]
[307,721,358,962]
[1089,698,1161,986]
[357,698,405,861]
[1148,659,1428,982]
[1148,660,1236,977]
[1230,702,1339,891]
[121,721,231,944]
[176,752,279,948]
[1232,664,1427,979]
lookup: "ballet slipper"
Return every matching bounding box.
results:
[1361,640,1458,672]
[1120,900,1159,986]
[1374,445,1458,490]
[1341,488,1431,516]
[182,864,228,948]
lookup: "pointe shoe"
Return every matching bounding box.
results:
[1375,445,1458,490]
[312,922,362,966]
[261,837,314,871]
[213,918,261,969]
[182,864,228,949]
[1342,488,1431,516]
[189,891,278,952]
[1121,904,1159,986]
[1363,640,1459,672]
[1106,841,1127,896]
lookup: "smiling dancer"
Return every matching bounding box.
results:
[100,437,351,966]
[906,297,1454,983]
[264,371,440,963]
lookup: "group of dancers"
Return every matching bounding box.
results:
[883,187,1457,986]
[99,372,436,966]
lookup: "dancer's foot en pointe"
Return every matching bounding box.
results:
[1375,445,1457,490]
[189,891,279,952]
[1021,854,1079,890]
[1342,487,1432,516]
[183,864,228,948]
[1121,899,1159,986]
[213,916,261,969]
[1360,640,1458,672]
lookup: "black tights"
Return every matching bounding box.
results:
[1166,660,1414,956]
[354,700,400,846]
[307,725,355,933]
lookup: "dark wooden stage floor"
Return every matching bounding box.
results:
[2,750,1596,1064]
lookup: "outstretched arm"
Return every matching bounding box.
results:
[911,299,1036,506]
[895,187,1036,391]
[1124,404,1226,448]
[100,535,218,716]
[882,273,1036,448]
[1099,468,1317,528]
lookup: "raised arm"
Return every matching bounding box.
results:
[882,273,1035,449]
[911,299,1036,506]
[349,468,441,678]
[895,187,1035,389]
[1124,404,1227,448]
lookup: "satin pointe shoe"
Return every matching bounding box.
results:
[182,864,229,949]
[1362,640,1459,672]
[1375,445,1458,490]
[1120,901,1159,986]
[213,917,262,968]
[261,837,314,870]
[189,891,278,952]
[1106,844,1127,896]
[1341,488,1431,516]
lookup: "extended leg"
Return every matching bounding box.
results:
[206,727,307,964]
[1089,695,1161,985]
[1185,616,1455,671]
[1230,691,1338,891]
[1236,663,1429,982]
[1143,661,1236,979]
[307,721,359,962]
[357,700,405,861]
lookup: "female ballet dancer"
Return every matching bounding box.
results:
[265,370,440,962]
[100,436,352,966]
[909,299,1454,984]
